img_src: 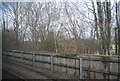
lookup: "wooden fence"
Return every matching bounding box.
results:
[2,50,120,79]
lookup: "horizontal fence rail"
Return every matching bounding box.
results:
[2,50,120,79]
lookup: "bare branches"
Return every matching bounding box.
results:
[2,2,117,54]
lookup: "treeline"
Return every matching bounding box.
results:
[1,1,120,55]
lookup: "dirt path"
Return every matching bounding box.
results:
[3,61,48,79]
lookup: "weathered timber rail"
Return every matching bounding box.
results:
[2,50,120,79]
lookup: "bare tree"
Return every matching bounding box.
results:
[116,2,120,55]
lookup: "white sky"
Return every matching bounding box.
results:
[0,0,120,2]
[0,1,119,39]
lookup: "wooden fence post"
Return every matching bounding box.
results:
[2,51,4,55]
[88,56,91,79]
[80,58,83,79]
[3,51,6,58]
[32,53,35,69]
[4,51,6,59]
[12,51,14,60]
[66,58,67,74]
[21,52,23,63]
[51,55,54,72]
[5,51,7,58]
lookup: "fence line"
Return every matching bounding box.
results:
[2,50,120,79]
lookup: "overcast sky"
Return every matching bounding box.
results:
[0,0,120,2]
[0,1,119,40]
